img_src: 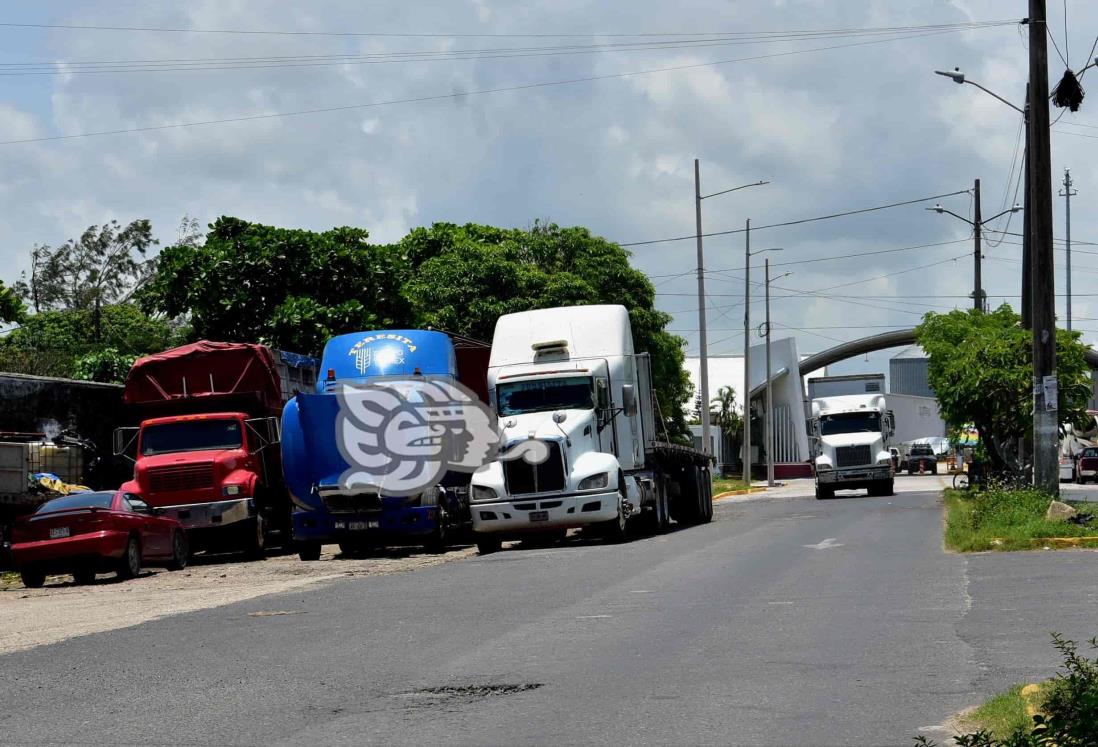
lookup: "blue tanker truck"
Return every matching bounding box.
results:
[281,329,491,560]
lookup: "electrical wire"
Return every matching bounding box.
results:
[0,29,987,146]
[1047,21,1069,68]
[619,192,970,248]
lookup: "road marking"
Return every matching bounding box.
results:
[576,615,613,620]
[629,589,655,594]
[804,538,843,550]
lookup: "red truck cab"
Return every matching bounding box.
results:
[115,342,315,556]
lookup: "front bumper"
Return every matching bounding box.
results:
[155,497,254,530]
[817,466,892,485]
[470,490,619,534]
[12,529,129,569]
[292,505,440,543]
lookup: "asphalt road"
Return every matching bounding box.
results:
[2,476,1097,746]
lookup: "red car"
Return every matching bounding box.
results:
[1076,447,1098,484]
[11,490,188,588]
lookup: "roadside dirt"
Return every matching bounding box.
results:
[0,544,476,655]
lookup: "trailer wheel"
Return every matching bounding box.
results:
[424,509,449,554]
[297,541,322,561]
[674,465,706,525]
[656,478,671,532]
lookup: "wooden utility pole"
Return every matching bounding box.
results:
[973,178,984,311]
[742,219,752,484]
[1028,0,1058,494]
[694,159,712,457]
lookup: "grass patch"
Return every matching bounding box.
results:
[942,487,1098,552]
[712,477,752,494]
[963,685,1034,739]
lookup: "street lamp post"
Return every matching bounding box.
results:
[763,258,792,488]
[926,193,1022,312]
[743,243,782,485]
[693,162,768,462]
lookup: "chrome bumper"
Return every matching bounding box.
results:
[158,497,254,530]
[817,466,891,484]
[471,490,619,534]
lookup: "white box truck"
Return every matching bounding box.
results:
[469,305,713,553]
[809,393,895,499]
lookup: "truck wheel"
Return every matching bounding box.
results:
[20,567,45,589]
[699,467,714,523]
[297,541,322,561]
[656,481,671,532]
[476,536,502,555]
[116,536,142,580]
[424,510,450,554]
[815,484,834,500]
[243,516,266,560]
[165,531,189,571]
[600,486,630,543]
[674,466,705,525]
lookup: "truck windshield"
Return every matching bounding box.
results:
[141,420,243,456]
[498,376,594,416]
[819,412,881,436]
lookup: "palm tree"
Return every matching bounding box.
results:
[710,385,742,436]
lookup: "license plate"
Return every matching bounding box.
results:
[348,520,379,531]
[49,527,70,539]
[529,511,549,522]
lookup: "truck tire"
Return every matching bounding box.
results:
[476,536,502,555]
[243,516,266,560]
[297,541,322,561]
[656,480,671,532]
[674,466,706,525]
[20,567,45,589]
[424,509,450,554]
[600,484,630,543]
[699,467,714,523]
[815,483,834,500]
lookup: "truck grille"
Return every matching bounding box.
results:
[322,492,382,514]
[835,445,872,468]
[148,463,215,493]
[503,441,565,495]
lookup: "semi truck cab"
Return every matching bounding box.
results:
[810,394,895,500]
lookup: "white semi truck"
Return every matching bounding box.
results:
[810,393,895,499]
[469,304,713,554]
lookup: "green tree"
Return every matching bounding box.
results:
[710,385,743,437]
[0,279,25,323]
[400,222,692,440]
[14,220,157,326]
[139,217,410,355]
[916,305,1092,471]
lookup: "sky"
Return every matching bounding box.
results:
[1,0,1096,382]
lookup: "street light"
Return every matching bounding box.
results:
[926,198,1023,312]
[763,258,792,488]
[935,67,1025,113]
[743,242,782,485]
[692,159,768,465]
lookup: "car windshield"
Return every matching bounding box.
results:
[819,412,881,436]
[35,492,115,513]
[1083,449,1098,458]
[141,419,243,456]
[498,376,594,416]
[911,445,934,455]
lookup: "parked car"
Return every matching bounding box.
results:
[1076,447,1098,484]
[890,447,903,473]
[1060,454,1078,482]
[10,490,188,589]
[906,443,938,475]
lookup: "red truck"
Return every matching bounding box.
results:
[115,341,317,556]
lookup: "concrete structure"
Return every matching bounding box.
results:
[890,346,933,397]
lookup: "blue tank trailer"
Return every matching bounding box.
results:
[280,330,491,560]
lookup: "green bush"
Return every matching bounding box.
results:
[943,488,1098,552]
[916,634,1098,746]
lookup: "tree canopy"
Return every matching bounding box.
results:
[916,305,1092,470]
[0,280,24,324]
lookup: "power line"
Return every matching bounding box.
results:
[0,19,1017,39]
[0,29,986,146]
[619,191,970,247]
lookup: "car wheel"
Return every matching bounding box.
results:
[73,568,97,585]
[20,568,46,589]
[165,531,189,571]
[116,535,141,580]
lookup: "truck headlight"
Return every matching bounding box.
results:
[578,472,609,491]
[471,486,497,502]
[815,463,833,471]
[877,457,892,466]
[222,484,244,497]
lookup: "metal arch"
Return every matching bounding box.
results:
[797,328,1098,377]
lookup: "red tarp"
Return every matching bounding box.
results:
[124,341,283,416]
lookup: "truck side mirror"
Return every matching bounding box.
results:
[595,379,609,410]
[112,427,139,463]
[621,384,637,417]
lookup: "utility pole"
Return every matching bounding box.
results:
[694,159,712,458]
[765,257,774,488]
[1060,168,1077,331]
[1028,0,1058,494]
[742,220,752,484]
[973,178,984,312]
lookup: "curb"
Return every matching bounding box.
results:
[713,488,767,502]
